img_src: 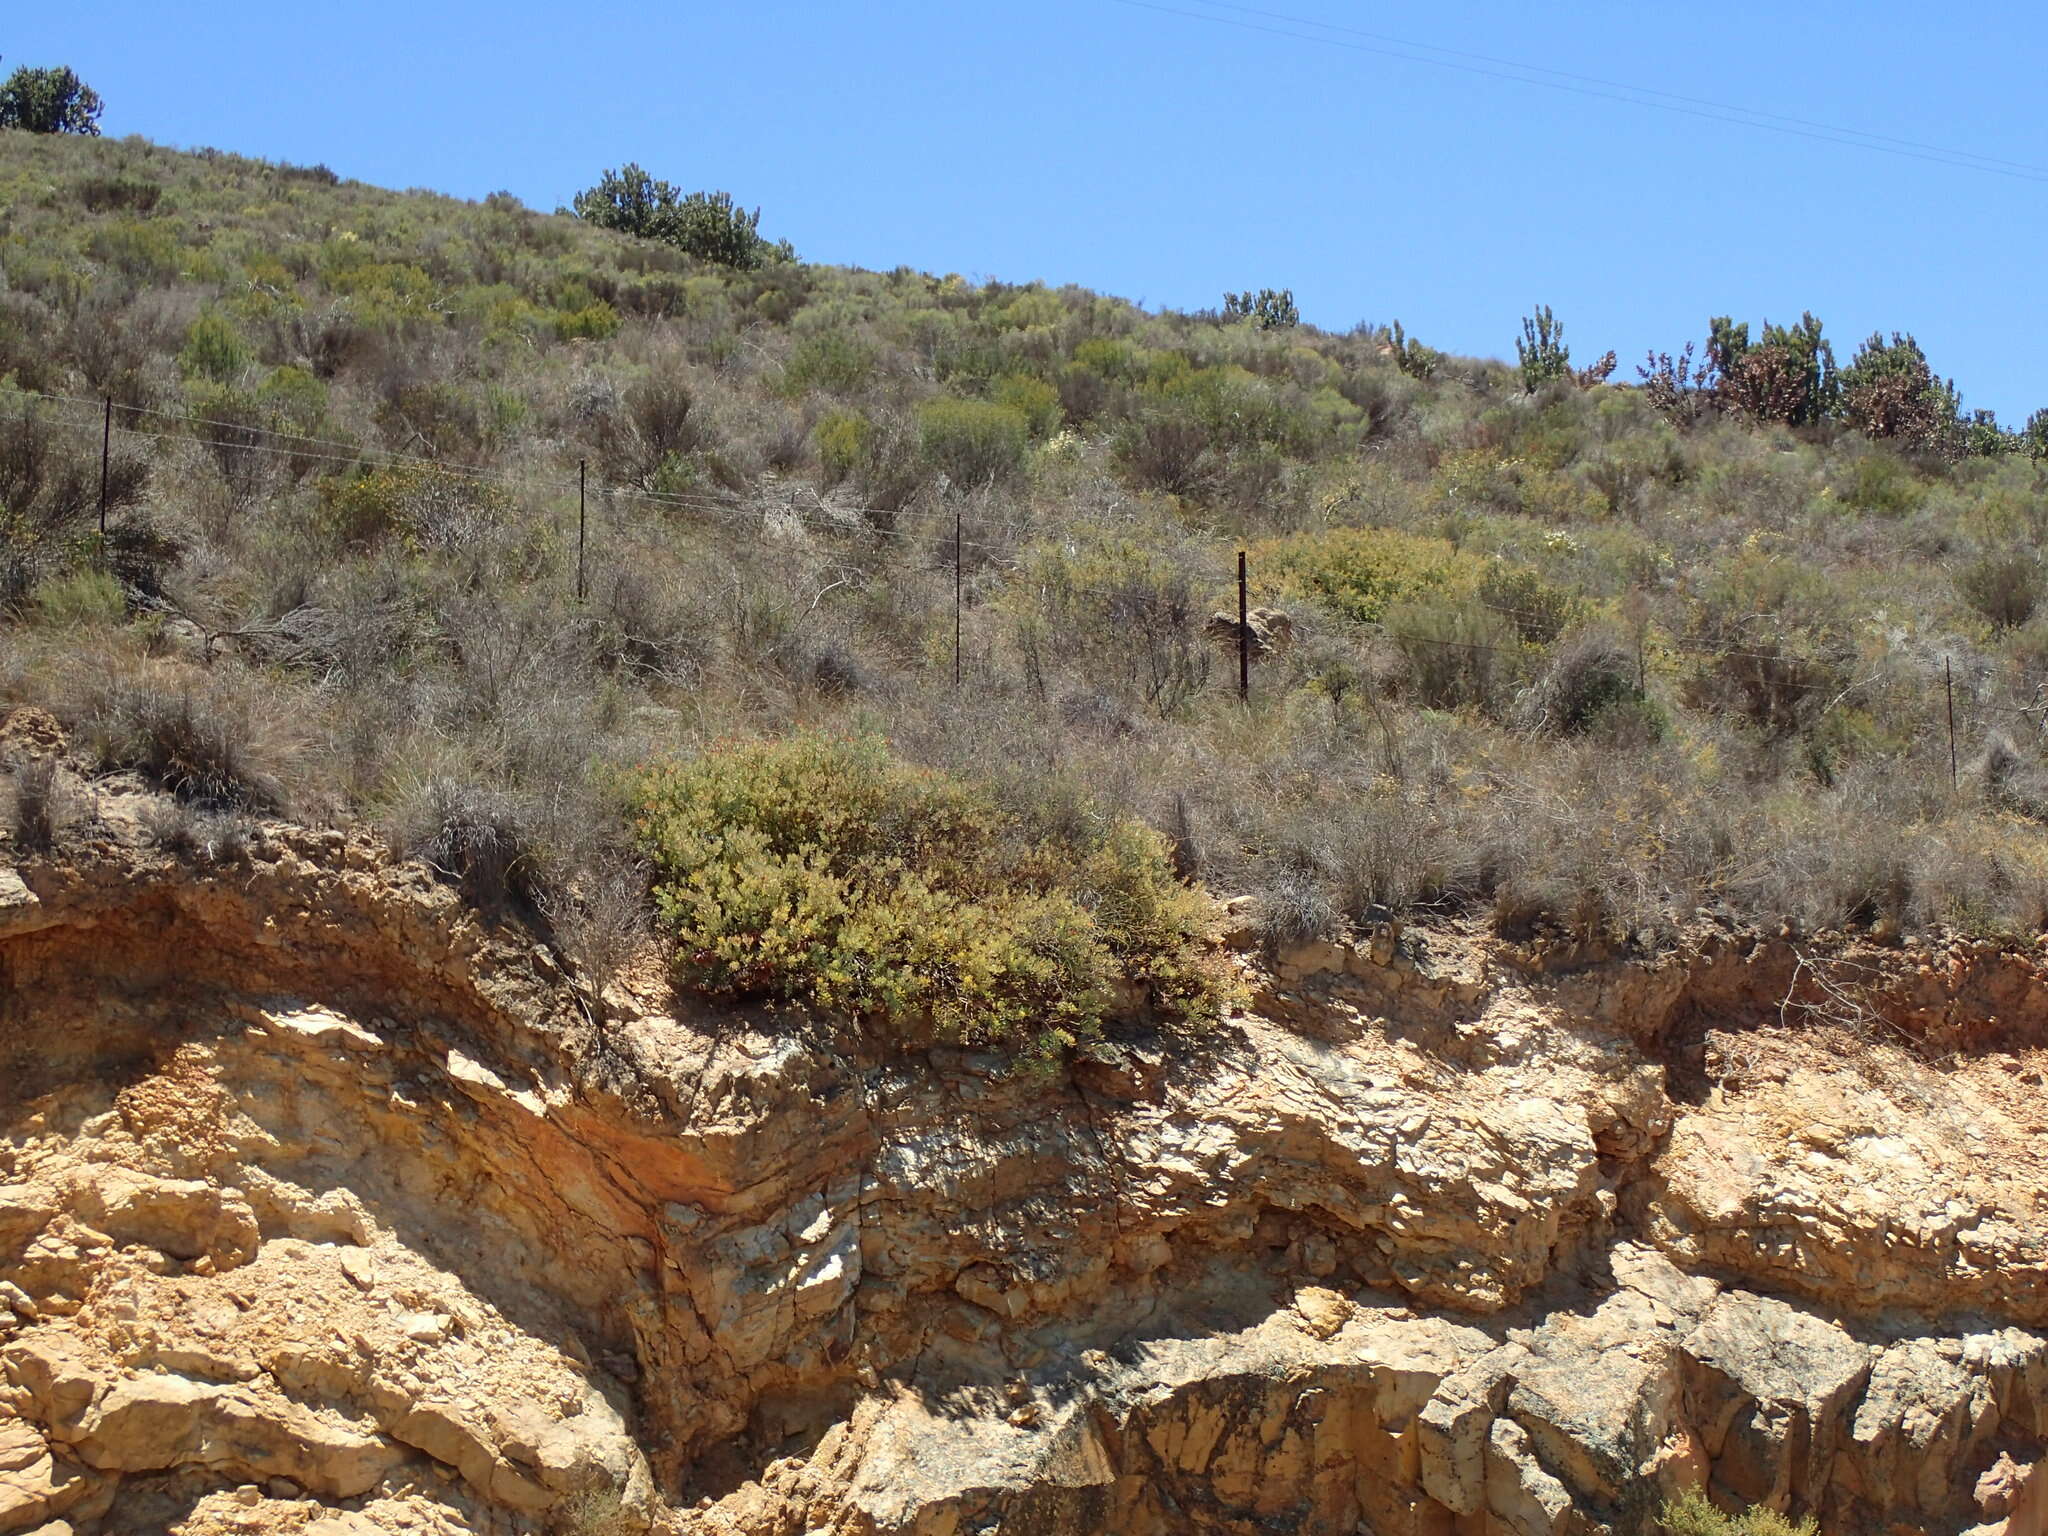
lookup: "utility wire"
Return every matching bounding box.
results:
[1193,0,2048,180]
[30,387,2048,717]
[1109,0,2048,184]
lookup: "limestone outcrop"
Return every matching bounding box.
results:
[3,779,2048,1532]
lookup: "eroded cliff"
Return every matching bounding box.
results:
[3,763,2048,1535]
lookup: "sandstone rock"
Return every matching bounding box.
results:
[3,1335,100,1440]
[1419,1344,1525,1516]
[0,872,40,942]
[1510,1293,1681,1505]
[65,1169,259,1268]
[9,819,2048,1536]
[1485,1415,1576,1536]
[1292,1286,1351,1341]
[391,1400,497,1489]
[68,1373,403,1499]
[0,1417,90,1534]
[1683,1292,1869,1512]
[0,1192,54,1266]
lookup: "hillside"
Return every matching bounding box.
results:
[5,131,2048,963]
[9,129,2048,1536]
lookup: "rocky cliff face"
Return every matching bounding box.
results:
[3,758,2048,1534]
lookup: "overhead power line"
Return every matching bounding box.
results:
[1108,0,2048,184]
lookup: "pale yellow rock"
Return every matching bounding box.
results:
[2,826,2045,1536]
[1292,1285,1352,1341]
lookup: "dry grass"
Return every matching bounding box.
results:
[1,127,2046,966]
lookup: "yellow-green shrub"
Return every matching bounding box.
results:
[813,410,871,485]
[29,567,124,627]
[319,464,512,550]
[1658,1489,1816,1536]
[917,397,1029,484]
[178,308,248,384]
[1255,527,1483,624]
[631,733,1234,1062]
[993,372,1062,437]
[553,300,622,341]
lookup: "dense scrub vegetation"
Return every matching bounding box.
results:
[632,733,1233,1058]
[7,129,2048,1035]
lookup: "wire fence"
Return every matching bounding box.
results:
[8,381,2045,770]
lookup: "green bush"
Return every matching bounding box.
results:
[1957,549,2043,629]
[320,464,513,550]
[631,733,1234,1062]
[1516,304,1571,392]
[553,300,622,341]
[992,372,1062,437]
[572,163,792,268]
[87,219,182,281]
[0,61,103,135]
[178,309,249,385]
[782,330,875,395]
[1477,561,1581,645]
[1659,1489,1816,1536]
[1256,527,1482,625]
[814,410,871,485]
[917,397,1030,485]
[1223,288,1299,330]
[29,567,124,627]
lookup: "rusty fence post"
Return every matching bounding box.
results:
[1237,550,1250,704]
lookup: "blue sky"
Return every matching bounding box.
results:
[17,3,2046,418]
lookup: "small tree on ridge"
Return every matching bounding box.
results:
[0,59,103,135]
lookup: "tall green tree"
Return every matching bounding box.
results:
[1516,304,1571,391]
[1838,331,1962,457]
[571,163,791,269]
[1709,312,1836,427]
[1222,288,1299,330]
[0,60,103,134]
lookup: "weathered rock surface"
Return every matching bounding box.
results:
[3,801,2048,1533]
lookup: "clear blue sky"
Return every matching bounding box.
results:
[16,3,2047,418]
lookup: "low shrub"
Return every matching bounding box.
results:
[4,756,62,851]
[781,330,875,395]
[1520,628,1645,737]
[1956,549,2043,630]
[918,397,1029,486]
[1383,596,1518,715]
[541,855,649,1018]
[320,464,513,551]
[141,798,257,864]
[178,308,249,384]
[992,372,1063,437]
[86,673,294,812]
[1659,1489,1816,1536]
[553,301,622,342]
[28,567,125,627]
[1477,561,1581,645]
[1256,527,1480,626]
[389,777,541,910]
[1007,535,1218,716]
[813,410,870,486]
[631,733,1234,1062]
[1111,409,1213,497]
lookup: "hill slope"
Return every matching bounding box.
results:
[5,130,2048,955]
